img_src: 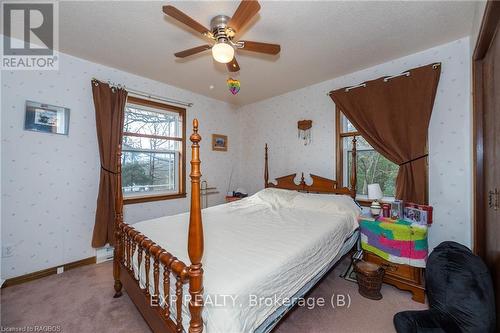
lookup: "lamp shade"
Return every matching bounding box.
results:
[367,183,383,200]
[212,42,234,63]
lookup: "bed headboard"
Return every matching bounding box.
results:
[264,142,357,198]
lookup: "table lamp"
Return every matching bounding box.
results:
[368,183,383,216]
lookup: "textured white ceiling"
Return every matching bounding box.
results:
[59,1,476,106]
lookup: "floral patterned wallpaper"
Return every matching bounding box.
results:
[1,37,473,280]
[237,37,472,251]
[1,52,240,279]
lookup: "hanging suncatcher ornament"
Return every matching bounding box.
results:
[298,120,312,145]
[227,78,240,95]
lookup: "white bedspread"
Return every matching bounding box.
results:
[131,188,360,333]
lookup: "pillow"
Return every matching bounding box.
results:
[248,188,298,208]
[291,192,361,220]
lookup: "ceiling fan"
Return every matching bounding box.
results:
[162,0,281,72]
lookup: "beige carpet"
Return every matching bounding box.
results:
[1,258,426,333]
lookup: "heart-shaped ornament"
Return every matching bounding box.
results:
[227,78,240,95]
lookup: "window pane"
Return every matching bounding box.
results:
[121,151,179,196]
[344,137,398,197]
[124,103,182,138]
[342,114,357,133]
[123,136,180,152]
[345,135,372,150]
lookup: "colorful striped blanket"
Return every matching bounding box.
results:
[360,218,428,268]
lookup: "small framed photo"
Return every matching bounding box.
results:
[212,134,228,152]
[403,203,433,225]
[390,200,404,220]
[24,101,70,135]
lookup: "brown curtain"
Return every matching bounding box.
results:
[329,63,441,204]
[91,80,128,247]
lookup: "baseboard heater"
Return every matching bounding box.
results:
[96,245,114,264]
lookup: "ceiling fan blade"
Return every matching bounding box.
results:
[227,57,240,72]
[239,41,280,55]
[174,45,211,58]
[228,0,261,33]
[163,5,211,35]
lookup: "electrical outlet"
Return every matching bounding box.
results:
[2,245,13,258]
[56,266,64,274]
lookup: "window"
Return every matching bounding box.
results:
[336,109,398,203]
[122,96,186,204]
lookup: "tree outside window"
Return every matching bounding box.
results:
[122,97,186,204]
[336,109,398,201]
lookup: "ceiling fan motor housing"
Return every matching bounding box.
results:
[210,15,235,42]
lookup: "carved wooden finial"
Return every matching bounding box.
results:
[190,119,201,144]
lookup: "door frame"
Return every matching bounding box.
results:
[473,1,500,256]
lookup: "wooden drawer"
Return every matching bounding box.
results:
[363,251,422,285]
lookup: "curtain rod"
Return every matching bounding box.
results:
[91,77,194,107]
[344,83,366,92]
[326,62,441,96]
[383,71,410,82]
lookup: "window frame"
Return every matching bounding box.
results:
[122,96,186,205]
[335,108,395,206]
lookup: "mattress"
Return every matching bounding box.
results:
[255,229,358,333]
[130,188,361,333]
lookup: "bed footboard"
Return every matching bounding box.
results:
[119,224,189,332]
[113,119,205,333]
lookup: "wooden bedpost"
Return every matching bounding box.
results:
[188,119,204,333]
[113,146,123,298]
[350,137,357,198]
[264,144,269,188]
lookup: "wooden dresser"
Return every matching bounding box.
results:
[363,251,425,303]
[225,196,242,203]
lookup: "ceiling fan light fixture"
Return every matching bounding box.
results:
[212,42,234,64]
[164,2,280,72]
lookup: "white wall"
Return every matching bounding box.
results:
[1,52,239,279]
[1,37,474,280]
[237,38,472,251]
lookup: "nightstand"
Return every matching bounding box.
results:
[359,218,428,303]
[225,196,242,203]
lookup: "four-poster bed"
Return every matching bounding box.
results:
[113,119,359,333]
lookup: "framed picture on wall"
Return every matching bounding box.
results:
[212,134,228,152]
[24,101,70,135]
